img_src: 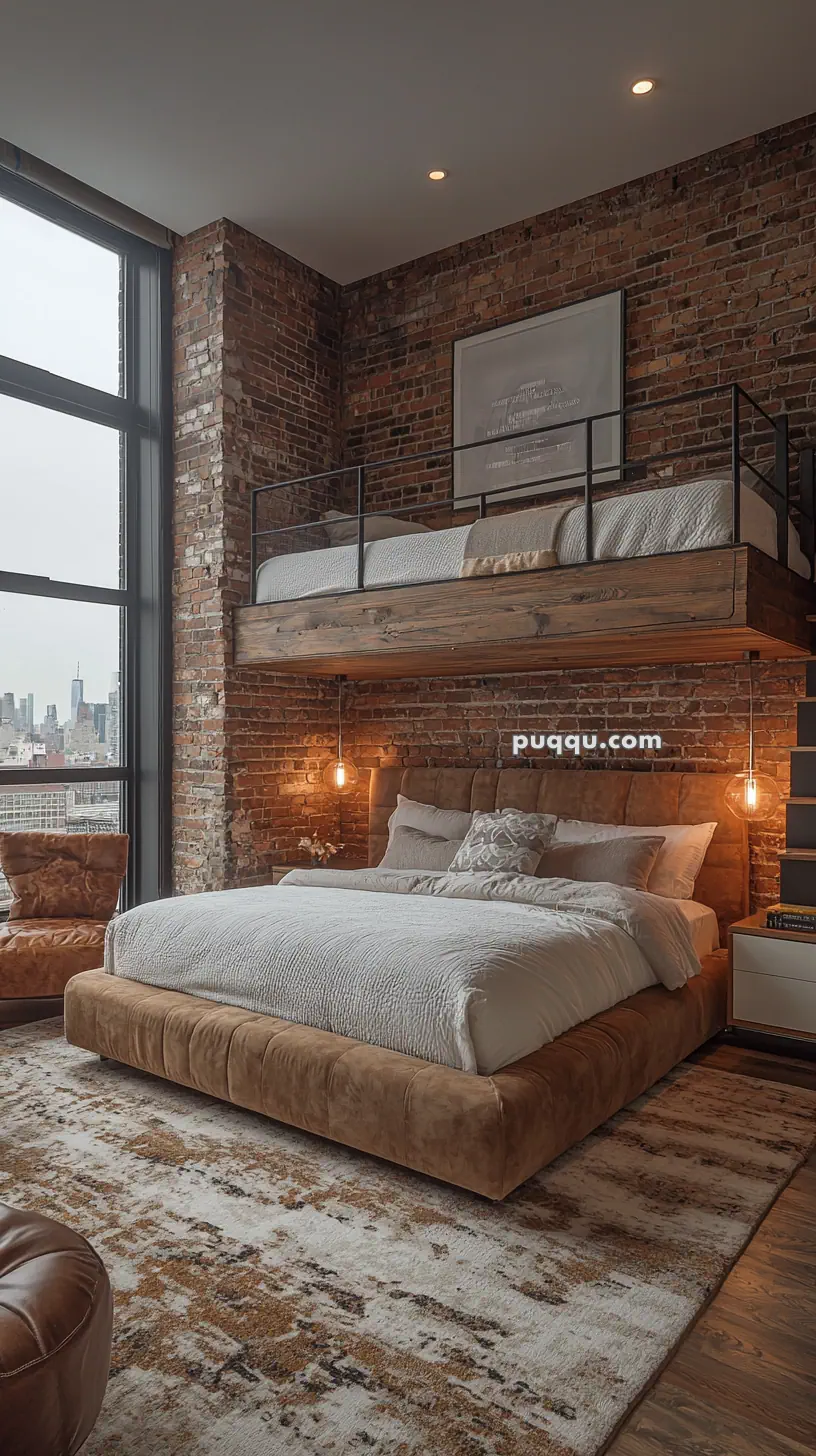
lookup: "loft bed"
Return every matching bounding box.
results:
[234,384,816,677]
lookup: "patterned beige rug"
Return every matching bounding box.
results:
[0,1021,814,1456]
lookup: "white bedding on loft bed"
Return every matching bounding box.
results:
[255,475,810,603]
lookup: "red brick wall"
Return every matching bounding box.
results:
[173,222,344,892]
[342,113,816,513]
[174,113,816,905]
[339,660,804,909]
[173,222,231,891]
[332,113,816,908]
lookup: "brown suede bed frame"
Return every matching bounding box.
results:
[64,768,741,1200]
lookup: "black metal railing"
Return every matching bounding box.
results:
[248,383,816,602]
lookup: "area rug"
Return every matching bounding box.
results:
[1,1023,814,1455]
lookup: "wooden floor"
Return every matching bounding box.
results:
[610,1040,816,1455]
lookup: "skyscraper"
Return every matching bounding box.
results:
[42,705,60,754]
[107,672,120,763]
[27,693,34,733]
[92,703,107,743]
[1,693,13,724]
[70,664,83,724]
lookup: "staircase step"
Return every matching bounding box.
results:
[785,800,816,849]
[790,750,816,798]
[806,660,816,696]
[797,699,816,746]
[780,855,816,907]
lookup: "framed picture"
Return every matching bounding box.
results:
[452,289,624,507]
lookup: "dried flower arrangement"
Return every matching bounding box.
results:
[298,835,344,867]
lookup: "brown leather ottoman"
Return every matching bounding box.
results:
[0,1202,113,1455]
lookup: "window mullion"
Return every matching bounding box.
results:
[0,767,127,785]
[0,572,127,608]
[0,354,138,431]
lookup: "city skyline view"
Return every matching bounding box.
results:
[1,661,121,763]
[0,640,121,730]
[0,660,122,903]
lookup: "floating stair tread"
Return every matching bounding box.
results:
[785,797,816,804]
[779,849,816,859]
[791,746,816,751]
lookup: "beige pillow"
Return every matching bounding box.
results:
[536,836,666,892]
[449,809,557,875]
[379,825,462,872]
[386,795,473,848]
[323,509,433,546]
[553,818,717,900]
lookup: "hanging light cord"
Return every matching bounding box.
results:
[747,652,755,779]
[337,675,344,763]
[751,661,757,780]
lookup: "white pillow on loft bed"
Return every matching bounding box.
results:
[323,509,433,545]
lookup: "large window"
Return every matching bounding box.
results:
[0,170,170,910]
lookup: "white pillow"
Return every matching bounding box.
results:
[385,795,473,849]
[379,825,462,872]
[323,509,433,546]
[553,818,717,900]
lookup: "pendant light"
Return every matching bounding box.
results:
[323,676,359,794]
[724,652,780,821]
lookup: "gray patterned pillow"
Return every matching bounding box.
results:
[449,809,557,875]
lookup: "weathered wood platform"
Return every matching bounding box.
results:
[234,546,815,678]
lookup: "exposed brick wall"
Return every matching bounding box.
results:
[342,112,816,514]
[332,112,816,908]
[339,660,805,908]
[174,112,816,906]
[173,221,344,893]
[173,222,232,891]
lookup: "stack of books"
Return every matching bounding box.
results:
[766,903,816,933]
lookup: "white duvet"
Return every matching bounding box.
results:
[104,869,700,1075]
[256,475,809,602]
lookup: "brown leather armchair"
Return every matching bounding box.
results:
[0,832,128,1030]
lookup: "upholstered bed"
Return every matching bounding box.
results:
[64,768,741,1199]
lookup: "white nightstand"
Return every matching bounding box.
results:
[729,912,816,1042]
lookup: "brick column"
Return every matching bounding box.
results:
[173,221,343,894]
[173,223,232,891]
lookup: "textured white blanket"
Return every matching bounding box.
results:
[255,477,809,602]
[104,870,699,1074]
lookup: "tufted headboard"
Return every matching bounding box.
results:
[369,766,748,937]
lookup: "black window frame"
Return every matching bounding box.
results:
[0,168,172,908]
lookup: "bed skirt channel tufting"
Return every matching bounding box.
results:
[64,957,727,1199]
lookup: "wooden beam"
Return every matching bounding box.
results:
[233,547,815,680]
[745,547,816,653]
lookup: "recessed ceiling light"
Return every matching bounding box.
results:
[631,79,655,95]
[428,169,448,181]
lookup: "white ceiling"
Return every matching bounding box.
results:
[3,0,816,283]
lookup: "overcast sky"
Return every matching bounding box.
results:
[0,196,121,722]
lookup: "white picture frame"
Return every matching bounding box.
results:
[452,290,624,507]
